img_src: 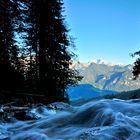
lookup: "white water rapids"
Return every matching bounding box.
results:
[1,99,140,140]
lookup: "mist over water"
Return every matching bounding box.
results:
[1,99,140,140]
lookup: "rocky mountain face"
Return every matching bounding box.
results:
[72,60,140,92]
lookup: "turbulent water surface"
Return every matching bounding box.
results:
[1,99,140,140]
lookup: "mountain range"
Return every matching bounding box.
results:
[72,59,140,92]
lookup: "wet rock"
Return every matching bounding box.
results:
[47,102,72,111]
[13,111,36,121]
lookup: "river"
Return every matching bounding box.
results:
[1,99,140,140]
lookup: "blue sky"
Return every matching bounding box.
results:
[64,0,140,64]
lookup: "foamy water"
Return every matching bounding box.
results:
[1,99,140,140]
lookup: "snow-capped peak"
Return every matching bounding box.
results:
[70,59,130,70]
[91,59,115,66]
[91,59,127,66]
[70,61,90,69]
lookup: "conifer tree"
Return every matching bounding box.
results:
[0,0,82,103]
[132,51,140,79]
[0,0,23,92]
[27,0,82,102]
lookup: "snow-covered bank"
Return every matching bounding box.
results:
[1,99,140,139]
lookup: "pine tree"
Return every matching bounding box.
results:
[26,0,82,102]
[0,0,23,92]
[132,51,140,79]
[0,0,82,103]
[12,0,38,93]
[44,0,82,102]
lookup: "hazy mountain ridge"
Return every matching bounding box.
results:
[72,60,140,91]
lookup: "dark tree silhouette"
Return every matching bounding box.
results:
[132,51,140,79]
[0,0,82,103]
[26,0,82,102]
[0,0,23,92]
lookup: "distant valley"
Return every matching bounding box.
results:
[67,84,117,101]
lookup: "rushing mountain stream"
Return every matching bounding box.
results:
[1,99,140,140]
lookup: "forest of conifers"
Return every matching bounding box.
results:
[0,0,82,104]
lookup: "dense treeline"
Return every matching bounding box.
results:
[0,0,82,103]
